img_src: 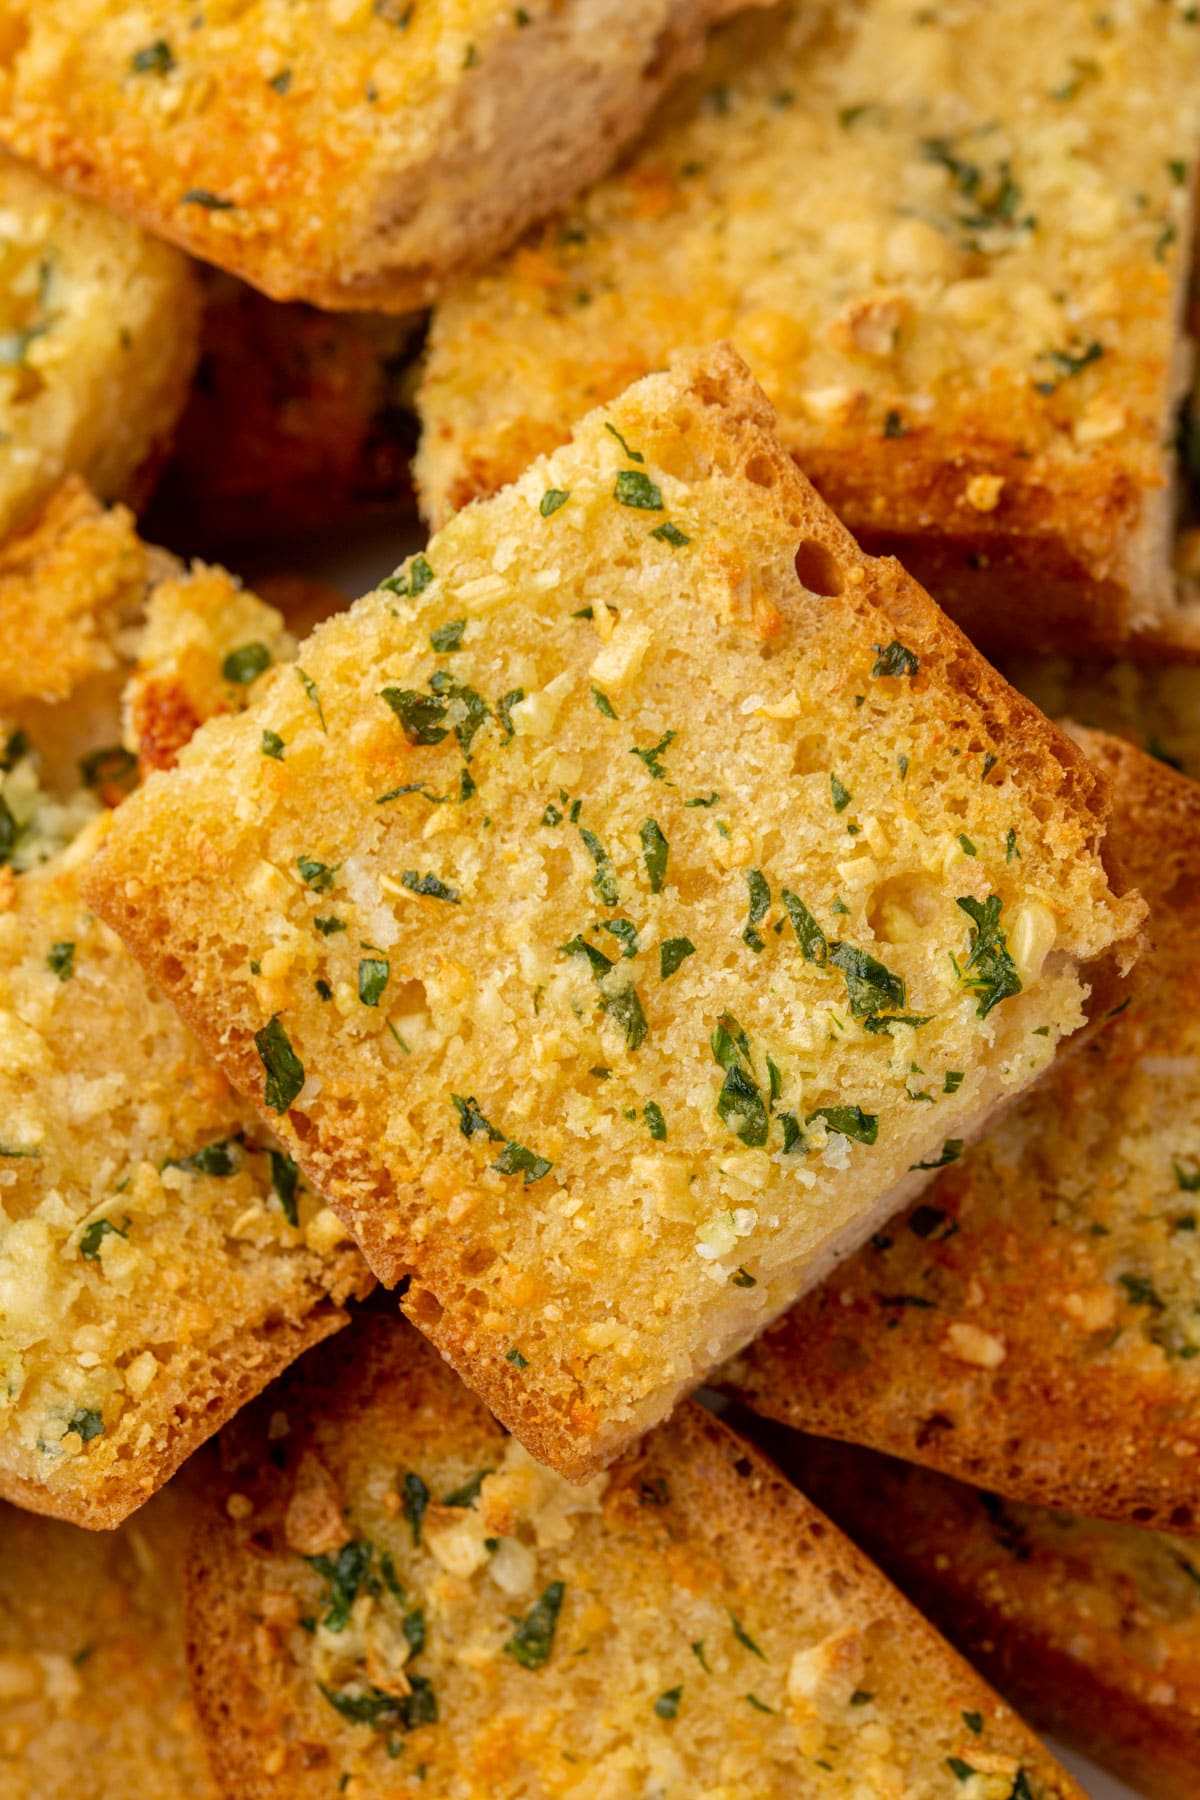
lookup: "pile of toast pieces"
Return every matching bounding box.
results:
[3,4,1200,1797]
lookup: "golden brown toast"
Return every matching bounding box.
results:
[0,0,766,312]
[0,150,197,543]
[186,1310,1085,1800]
[728,733,1200,1531]
[0,486,370,1529]
[145,274,420,557]
[780,1431,1200,1800]
[418,0,1200,656]
[0,1460,219,1800]
[86,346,1144,1481]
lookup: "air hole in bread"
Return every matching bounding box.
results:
[405,1285,444,1330]
[794,540,844,596]
[790,731,832,776]
[867,873,941,945]
[743,452,777,489]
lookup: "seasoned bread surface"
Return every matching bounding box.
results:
[784,1433,1200,1800]
[0,498,370,1529]
[0,151,198,542]
[146,275,420,556]
[729,734,1200,1529]
[418,0,1200,653]
[187,1312,1084,1800]
[86,347,1144,1481]
[0,0,764,312]
[0,1465,219,1799]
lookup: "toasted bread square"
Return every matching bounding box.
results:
[0,1466,219,1800]
[186,1311,1084,1800]
[418,0,1200,655]
[0,151,198,543]
[0,0,765,312]
[728,733,1200,1530]
[145,274,420,557]
[87,347,1143,1480]
[782,1433,1200,1800]
[0,489,370,1529]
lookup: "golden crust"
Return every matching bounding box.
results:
[417,0,1200,653]
[727,733,1200,1530]
[0,0,765,311]
[782,1433,1200,1800]
[0,150,198,542]
[0,1462,220,1798]
[145,275,419,556]
[186,1310,1084,1800]
[86,345,1144,1483]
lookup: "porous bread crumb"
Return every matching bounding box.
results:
[187,1313,1084,1800]
[789,1435,1200,1800]
[728,734,1200,1531]
[0,0,767,311]
[418,0,1200,654]
[87,346,1144,1482]
[0,1469,219,1800]
[0,151,197,542]
[0,501,369,1529]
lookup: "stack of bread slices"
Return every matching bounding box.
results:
[0,5,1198,1797]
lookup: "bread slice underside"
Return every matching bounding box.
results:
[86,345,1146,1479]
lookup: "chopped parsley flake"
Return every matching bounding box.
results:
[955,894,1022,1018]
[615,470,664,510]
[380,686,449,745]
[807,1104,878,1146]
[731,1266,756,1288]
[910,1140,964,1171]
[579,828,620,906]
[443,1469,492,1507]
[685,791,719,808]
[644,1101,667,1140]
[506,1346,529,1368]
[46,940,75,981]
[962,1711,984,1735]
[1005,828,1020,862]
[944,1070,964,1093]
[729,1613,766,1659]
[269,1148,300,1226]
[871,640,919,678]
[297,855,337,893]
[297,668,326,731]
[631,729,676,781]
[829,942,905,1017]
[505,1581,564,1669]
[314,915,346,936]
[79,1218,127,1261]
[67,1407,104,1443]
[958,833,977,857]
[603,421,644,463]
[492,1141,554,1185]
[453,1094,504,1141]
[261,729,285,760]
[497,687,525,741]
[402,1472,430,1545]
[358,957,390,1006]
[430,619,466,652]
[650,521,691,546]
[181,188,234,209]
[655,1686,683,1719]
[660,936,695,979]
[640,818,668,894]
[222,642,272,684]
[165,1138,239,1177]
[400,870,461,904]
[600,919,639,958]
[713,1019,769,1149]
[591,686,619,719]
[540,488,570,516]
[254,1015,305,1113]
[780,888,828,963]
[131,38,174,73]
[830,773,852,813]
[742,869,770,952]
